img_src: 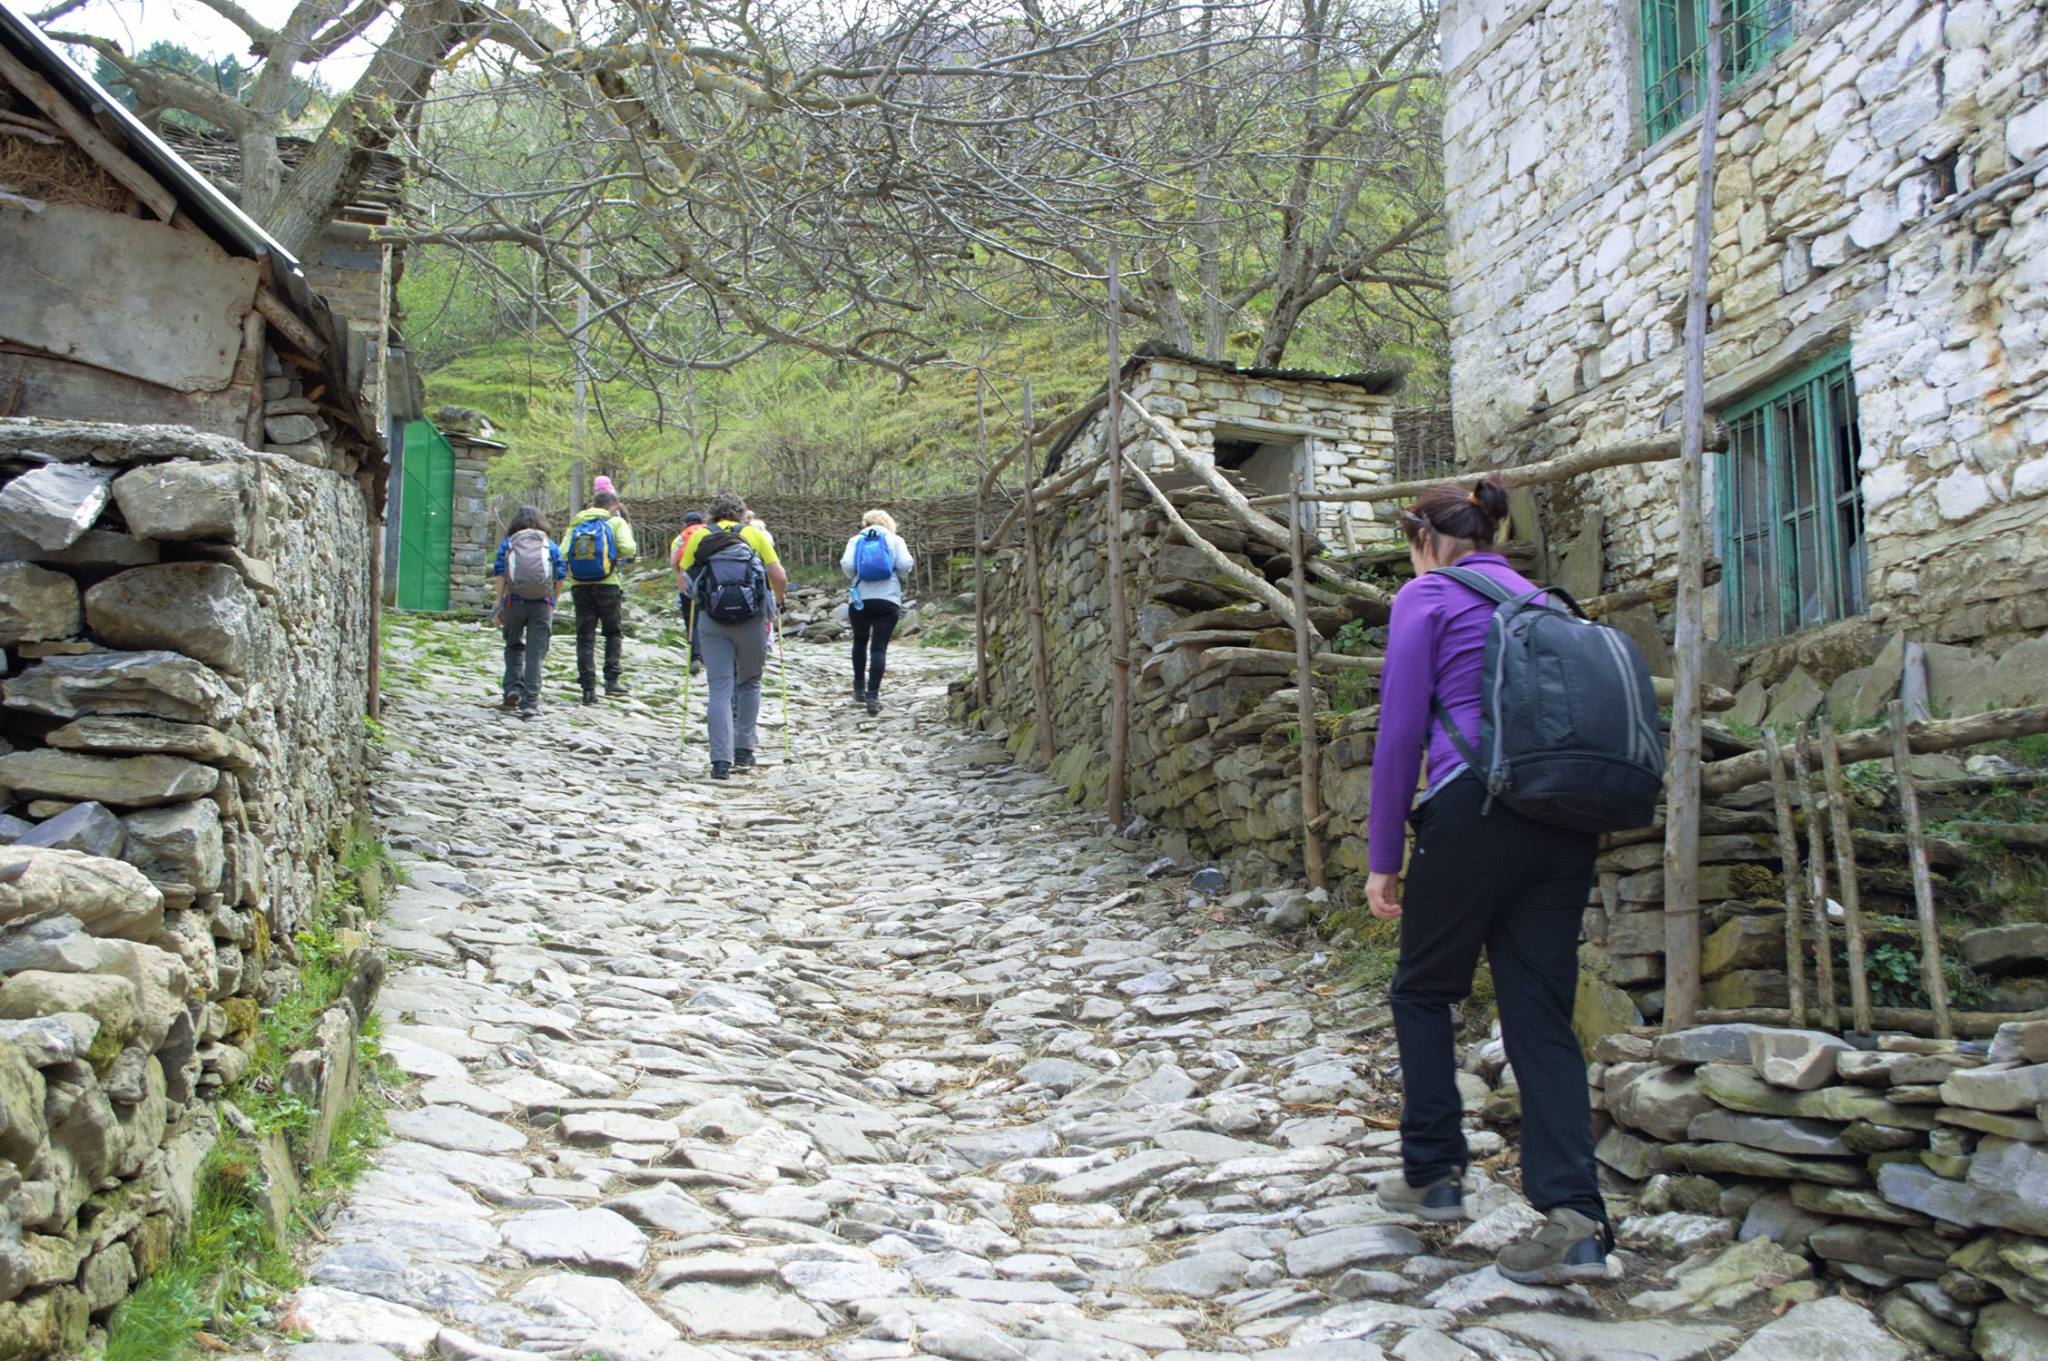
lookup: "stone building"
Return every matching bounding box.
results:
[1,9,384,1350]
[1438,0,2048,682]
[1055,345,1406,549]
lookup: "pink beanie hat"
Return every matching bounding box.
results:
[592,475,617,496]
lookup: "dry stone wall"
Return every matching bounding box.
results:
[0,417,376,1355]
[971,488,1383,889]
[1440,0,2048,654]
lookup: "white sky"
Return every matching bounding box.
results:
[49,0,382,91]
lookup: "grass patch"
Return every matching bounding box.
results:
[99,830,398,1361]
[919,619,972,648]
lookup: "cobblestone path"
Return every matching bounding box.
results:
[264,616,1812,1361]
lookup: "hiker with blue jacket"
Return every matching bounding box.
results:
[1368,473,1661,1287]
[560,479,638,705]
[841,509,915,716]
[490,506,566,720]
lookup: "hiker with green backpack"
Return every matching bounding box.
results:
[678,491,786,778]
[560,480,638,705]
[840,509,915,716]
[490,506,566,720]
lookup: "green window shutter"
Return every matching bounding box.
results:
[1641,0,1796,144]
[1715,349,1865,645]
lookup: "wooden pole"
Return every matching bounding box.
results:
[1104,247,1131,831]
[1660,0,1725,1032]
[1890,699,1954,1038]
[1761,729,1807,1028]
[1246,430,1724,507]
[1818,715,1874,1034]
[1704,705,2048,795]
[1288,475,1326,889]
[972,374,991,712]
[1791,729,1839,1022]
[1021,383,1057,766]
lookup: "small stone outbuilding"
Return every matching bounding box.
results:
[1438,0,2047,693]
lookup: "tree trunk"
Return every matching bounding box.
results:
[263,0,470,256]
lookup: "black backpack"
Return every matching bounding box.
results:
[1429,566,1664,834]
[689,528,768,624]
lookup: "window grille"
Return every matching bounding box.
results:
[1716,350,1867,645]
[1641,0,1795,142]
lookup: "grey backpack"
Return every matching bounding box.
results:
[1429,566,1664,834]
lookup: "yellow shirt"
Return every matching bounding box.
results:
[678,521,781,571]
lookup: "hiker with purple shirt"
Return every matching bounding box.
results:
[1367,474,1613,1285]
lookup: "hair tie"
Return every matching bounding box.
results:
[1468,490,1481,507]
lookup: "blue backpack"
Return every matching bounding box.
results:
[566,517,618,582]
[853,528,895,582]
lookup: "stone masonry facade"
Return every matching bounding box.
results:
[0,418,376,1353]
[1440,0,2048,660]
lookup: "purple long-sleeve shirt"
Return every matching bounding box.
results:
[1367,552,1544,873]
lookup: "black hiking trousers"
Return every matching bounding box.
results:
[572,584,624,692]
[1391,773,1605,1224]
[850,599,901,695]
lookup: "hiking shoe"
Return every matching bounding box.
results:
[865,690,881,716]
[851,683,867,705]
[502,692,520,709]
[518,707,541,722]
[1496,1208,1616,1285]
[690,658,703,676]
[710,761,731,780]
[606,682,629,697]
[580,688,597,706]
[732,749,756,771]
[1375,1171,1469,1222]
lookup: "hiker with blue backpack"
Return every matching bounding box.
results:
[841,510,915,717]
[1368,474,1661,1287]
[678,491,786,778]
[489,506,566,721]
[560,481,638,705]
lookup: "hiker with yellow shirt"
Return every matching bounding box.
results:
[561,481,639,705]
[678,491,787,778]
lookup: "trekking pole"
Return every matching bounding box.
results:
[775,617,792,763]
[678,596,697,750]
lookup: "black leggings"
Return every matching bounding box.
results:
[850,599,900,693]
[1391,774,1603,1222]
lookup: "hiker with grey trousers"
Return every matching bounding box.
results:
[841,509,915,716]
[679,492,787,778]
[490,506,566,721]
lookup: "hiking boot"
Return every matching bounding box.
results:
[732,749,756,772]
[710,761,731,780]
[1375,1170,1469,1222]
[580,687,597,706]
[1496,1208,1616,1285]
[851,682,867,705]
[690,657,703,676]
[606,681,629,697]
[502,692,520,709]
[518,706,541,722]
[865,689,881,717]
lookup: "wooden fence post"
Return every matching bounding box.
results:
[1791,729,1840,1021]
[1104,247,1132,830]
[973,374,991,712]
[1762,729,1807,1027]
[1890,700,1954,1038]
[1289,476,1326,889]
[1660,0,1726,1031]
[1818,715,1875,1034]
[1020,382,1057,766]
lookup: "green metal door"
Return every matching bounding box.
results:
[397,420,454,610]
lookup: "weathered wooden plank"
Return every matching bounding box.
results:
[0,202,256,391]
[0,45,177,221]
[0,347,248,439]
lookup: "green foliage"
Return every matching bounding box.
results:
[918,620,972,649]
[1859,939,1986,1011]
